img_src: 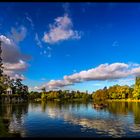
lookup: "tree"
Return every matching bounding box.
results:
[41,87,46,100]
[133,77,140,99]
[93,87,109,101]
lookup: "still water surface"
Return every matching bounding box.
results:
[1,101,140,137]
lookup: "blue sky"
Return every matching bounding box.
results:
[1,2,140,92]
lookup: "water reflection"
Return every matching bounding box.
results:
[0,103,28,137]
[1,101,140,137]
[40,101,140,137]
[107,102,140,124]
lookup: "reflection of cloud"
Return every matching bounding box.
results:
[8,110,27,137]
[44,103,140,137]
[46,108,61,119]
[60,111,126,137]
[65,117,126,137]
[129,124,140,133]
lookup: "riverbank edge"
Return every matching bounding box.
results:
[107,99,140,102]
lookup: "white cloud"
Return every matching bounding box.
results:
[28,86,40,91]
[43,14,81,44]
[13,74,25,80]
[3,60,28,80]
[3,60,28,71]
[0,33,29,80]
[64,63,130,83]
[0,35,12,45]
[0,35,30,63]
[39,62,140,90]
[42,79,73,90]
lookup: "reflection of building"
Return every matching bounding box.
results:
[6,87,12,95]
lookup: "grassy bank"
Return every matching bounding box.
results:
[107,99,140,102]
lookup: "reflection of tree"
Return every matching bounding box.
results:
[107,102,129,115]
[41,101,47,112]
[106,101,140,125]
[0,103,28,137]
[0,116,11,137]
[131,102,140,124]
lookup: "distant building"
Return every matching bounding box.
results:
[6,87,12,95]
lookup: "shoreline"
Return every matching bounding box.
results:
[107,99,140,102]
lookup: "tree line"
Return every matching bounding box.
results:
[92,77,140,101]
[28,77,140,102]
[29,89,92,102]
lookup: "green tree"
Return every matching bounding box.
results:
[133,77,140,99]
[41,87,46,100]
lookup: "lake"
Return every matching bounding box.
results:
[1,101,140,138]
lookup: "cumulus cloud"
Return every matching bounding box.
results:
[3,60,28,71]
[0,35,30,63]
[42,79,73,90]
[40,62,140,90]
[28,86,40,91]
[0,33,30,80]
[64,63,130,83]
[43,14,81,44]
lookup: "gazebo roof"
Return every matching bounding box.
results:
[6,87,12,91]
